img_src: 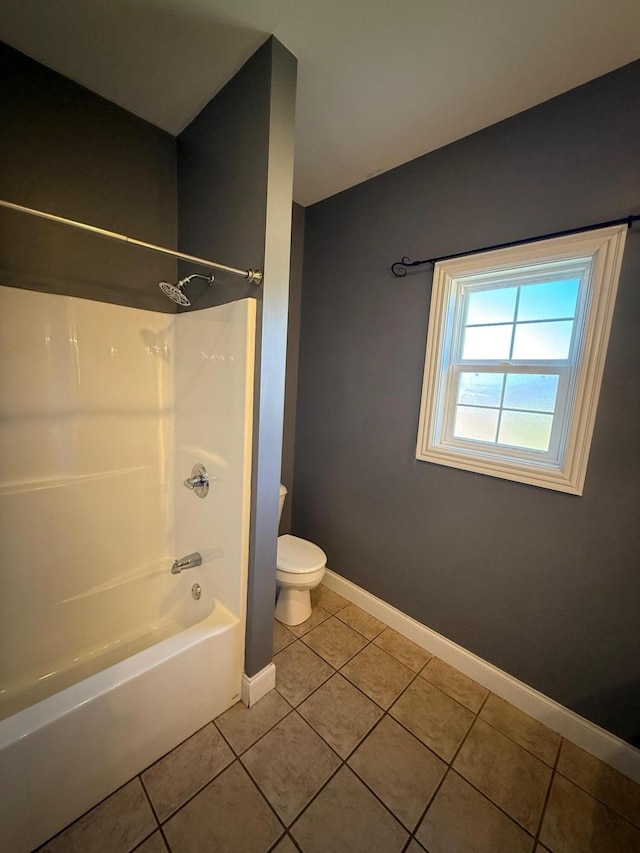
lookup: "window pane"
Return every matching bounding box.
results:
[517,278,580,322]
[512,320,573,359]
[462,325,512,359]
[466,287,517,325]
[458,372,504,407]
[454,406,499,442]
[503,374,559,413]
[498,411,553,451]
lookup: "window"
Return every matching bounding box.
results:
[416,226,627,494]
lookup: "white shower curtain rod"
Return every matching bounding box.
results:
[0,198,263,284]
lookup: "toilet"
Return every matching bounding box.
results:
[275,484,327,626]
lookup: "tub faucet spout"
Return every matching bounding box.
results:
[171,552,202,574]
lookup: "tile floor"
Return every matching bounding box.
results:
[38,585,640,853]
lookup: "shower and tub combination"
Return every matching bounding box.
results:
[0,201,261,852]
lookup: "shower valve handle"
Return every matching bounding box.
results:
[183,463,212,498]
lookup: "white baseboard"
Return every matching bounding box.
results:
[323,568,640,784]
[241,662,276,707]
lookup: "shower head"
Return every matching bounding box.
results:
[159,280,191,306]
[159,274,214,306]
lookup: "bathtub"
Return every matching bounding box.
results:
[0,596,244,853]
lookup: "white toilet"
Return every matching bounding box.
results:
[275,484,327,626]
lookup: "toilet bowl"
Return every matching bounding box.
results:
[275,485,327,626]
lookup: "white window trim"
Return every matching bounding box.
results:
[416,225,628,494]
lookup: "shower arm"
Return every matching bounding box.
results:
[0,198,263,284]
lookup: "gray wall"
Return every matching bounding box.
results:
[177,44,271,309]
[280,202,305,535]
[294,60,640,745]
[0,41,177,311]
[179,38,297,677]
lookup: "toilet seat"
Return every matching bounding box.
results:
[277,534,326,573]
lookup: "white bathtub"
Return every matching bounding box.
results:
[0,600,243,853]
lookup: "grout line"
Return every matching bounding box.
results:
[229,704,297,758]
[275,640,336,708]
[158,823,172,852]
[298,653,439,840]
[141,719,213,776]
[263,830,288,853]
[152,756,236,826]
[533,733,562,846]
[213,703,292,758]
[265,750,346,831]
[475,693,562,768]
[139,773,162,827]
[128,827,161,853]
[552,741,640,831]
[233,755,289,836]
[32,774,150,851]
[396,677,492,847]
[439,693,544,838]
[285,830,305,852]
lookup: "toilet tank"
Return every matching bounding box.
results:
[279,484,287,523]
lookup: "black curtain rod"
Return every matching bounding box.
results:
[390,214,640,278]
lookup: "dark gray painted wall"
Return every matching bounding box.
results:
[177,43,271,309]
[294,61,640,745]
[179,38,297,677]
[0,42,177,311]
[280,202,305,535]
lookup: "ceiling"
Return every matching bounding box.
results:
[1,0,639,206]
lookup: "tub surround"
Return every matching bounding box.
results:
[0,292,255,851]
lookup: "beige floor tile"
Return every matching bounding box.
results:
[420,657,488,713]
[290,766,408,853]
[301,615,368,667]
[273,620,296,654]
[336,602,387,639]
[215,690,291,755]
[298,672,382,757]
[273,640,334,706]
[480,694,560,765]
[142,724,234,821]
[163,761,283,853]
[271,835,298,853]
[311,584,349,613]
[539,773,640,853]
[284,605,331,637]
[134,833,168,853]
[348,716,446,830]
[41,779,157,853]
[341,643,414,709]
[390,677,474,761]
[453,718,551,834]
[557,739,640,828]
[241,712,341,825]
[373,627,432,672]
[416,770,534,853]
